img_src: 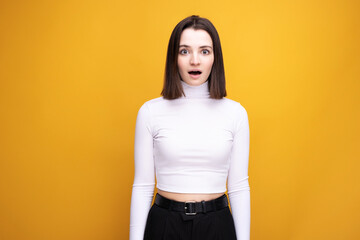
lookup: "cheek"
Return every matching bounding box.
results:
[205,57,214,72]
[177,58,185,73]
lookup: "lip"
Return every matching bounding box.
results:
[188,69,202,73]
[189,73,201,79]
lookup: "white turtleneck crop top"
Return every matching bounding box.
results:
[129,80,250,240]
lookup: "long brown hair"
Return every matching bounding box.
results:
[161,15,227,100]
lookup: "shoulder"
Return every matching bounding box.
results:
[221,98,249,133]
[137,96,164,115]
[222,97,248,114]
[143,96,164,105]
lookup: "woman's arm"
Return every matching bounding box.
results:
[129,102,155,240]
[227,103,251,240]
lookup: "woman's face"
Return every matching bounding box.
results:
[177,28,214,86]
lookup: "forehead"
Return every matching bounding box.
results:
[179,28,213,47]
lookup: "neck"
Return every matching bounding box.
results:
[180,80,210,99]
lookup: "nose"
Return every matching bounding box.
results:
[190,53,200,65]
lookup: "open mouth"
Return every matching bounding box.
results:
[188,71,202,75]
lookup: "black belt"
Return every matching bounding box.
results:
[154,193,228,215]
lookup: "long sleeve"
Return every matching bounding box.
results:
[227,103,250,240]
[129,102,155,240]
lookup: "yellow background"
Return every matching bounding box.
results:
[1,0,359,239]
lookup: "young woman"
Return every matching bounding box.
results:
[129,15,250,240]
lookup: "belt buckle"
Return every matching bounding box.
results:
[184,201,197,215]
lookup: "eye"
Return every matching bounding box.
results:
[179,49,189,55]
[201,49,210,54]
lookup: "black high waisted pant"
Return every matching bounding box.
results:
[143,194,237,240]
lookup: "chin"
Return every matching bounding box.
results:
[186,79,207,86]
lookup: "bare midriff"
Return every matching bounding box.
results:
[157,188,225,202]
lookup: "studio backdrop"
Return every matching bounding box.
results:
[0,0,359,239]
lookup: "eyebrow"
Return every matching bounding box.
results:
[179,44,213,49]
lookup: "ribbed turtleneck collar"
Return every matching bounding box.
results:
[180,80,210,99]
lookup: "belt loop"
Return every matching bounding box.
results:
[201,200,207,214]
